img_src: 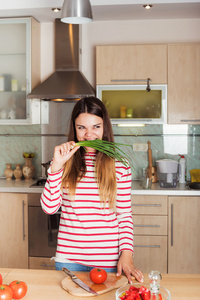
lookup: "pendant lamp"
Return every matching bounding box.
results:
[61,0,93,24]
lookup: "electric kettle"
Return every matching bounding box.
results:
[156,159,181,188]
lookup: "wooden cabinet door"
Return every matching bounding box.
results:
[168,197,200,273]
[0,193,28,268]
[29,257,55,270]
[168,44,200,124]
[131,195,168,215]
[96,44,167,85]
[134,236,167,273]
[131,195,168,273]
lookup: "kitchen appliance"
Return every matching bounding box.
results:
[96,84,167,124]
[62,268,98,295]
[156,159,181,188]
[28,196,60,258]
[28,19,95,101]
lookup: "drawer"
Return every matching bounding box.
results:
[29,257,55,270]
[133,215,167,235]
[133,236,167,273]
[131,195,167,215]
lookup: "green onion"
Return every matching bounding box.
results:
[75,139,133,168]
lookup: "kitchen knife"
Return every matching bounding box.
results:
[62,267,99,296]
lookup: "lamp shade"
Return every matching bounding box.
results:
[61,0,93,24]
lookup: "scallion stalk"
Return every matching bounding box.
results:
[75,139,133,168]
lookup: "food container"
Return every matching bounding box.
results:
[116,283,171,300]
[116,271,171,300]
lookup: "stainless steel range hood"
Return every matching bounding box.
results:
[28,19,95,101]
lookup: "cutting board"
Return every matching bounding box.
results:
[61,272,128,297]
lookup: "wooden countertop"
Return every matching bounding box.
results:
[0,178,199,196]
[1,268,200,300]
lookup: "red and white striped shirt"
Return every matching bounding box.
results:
[40,152,134,269]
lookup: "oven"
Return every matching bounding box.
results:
[28,193,60,259]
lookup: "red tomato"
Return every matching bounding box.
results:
[89,268,107,284]
[1,285,13,298]
[9,281,27,299]
[0,285,12,300]
[0,275,2,285]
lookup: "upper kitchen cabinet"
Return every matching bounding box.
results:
[0,17,40,124]
[96,44,167,85]
[168,44,200,124]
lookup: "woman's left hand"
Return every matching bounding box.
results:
[116,250,144,284]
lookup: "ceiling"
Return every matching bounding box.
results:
[0,0,200,23]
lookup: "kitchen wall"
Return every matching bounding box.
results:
[0,18,200,180]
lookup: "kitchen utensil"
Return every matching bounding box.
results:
[116,270,171,300]
[156,159,181,188]
[61,269,128,297]
[141,168,152,189]
[62,267,98,295]
[187,182,200,190]
[116,283,171,300]
[41,161,51,178]
[146,141,157,183]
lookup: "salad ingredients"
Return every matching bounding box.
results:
[0,286,12,300]
[9,280,27,299]
[90,268,107,284]
[119,285,162,300]
[75,139,132,168]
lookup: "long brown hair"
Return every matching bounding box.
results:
[61,97,117,207]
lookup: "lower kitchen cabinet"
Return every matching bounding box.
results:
[0,193,28,268]
[29,257,55,270]
[134,236,167,273]
[131,195,168,273]
[168,196,200,273]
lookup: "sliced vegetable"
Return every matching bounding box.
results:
[0,275,2,285]
[119,285,162,300]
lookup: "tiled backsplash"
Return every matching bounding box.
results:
[0,124,199,181]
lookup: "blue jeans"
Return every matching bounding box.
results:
[55,261,117,273]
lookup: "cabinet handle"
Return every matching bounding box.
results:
[111,79,151,82]
[22,200,25,241]
[40,264,55,268]
[180,119,200,122]
[131,204,161,207]
[171,203,173,246]
[134,224,160,228]
[134,245,160,248]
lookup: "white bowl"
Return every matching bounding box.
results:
[116,283,171,300]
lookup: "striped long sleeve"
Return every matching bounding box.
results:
[40,152,133,268]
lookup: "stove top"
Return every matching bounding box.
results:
[30,178,46,188]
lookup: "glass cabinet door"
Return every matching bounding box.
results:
[0,18,31,123]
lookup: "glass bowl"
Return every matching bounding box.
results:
[116,283,171,300]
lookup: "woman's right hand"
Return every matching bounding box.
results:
[51,141,80,173]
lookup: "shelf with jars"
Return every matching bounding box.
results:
[0,17,41,124]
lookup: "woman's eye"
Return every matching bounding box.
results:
[77,126,84,129]
[94,125,100,129]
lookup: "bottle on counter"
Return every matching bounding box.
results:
[179,154,186,183]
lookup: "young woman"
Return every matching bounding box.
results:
[40,97,143,283]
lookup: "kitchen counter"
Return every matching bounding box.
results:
[0,178,43,193]
[0,178,199,196]
[131,180,200,196]
[0,268,200,300]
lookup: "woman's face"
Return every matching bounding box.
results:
[75,113,104,152]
